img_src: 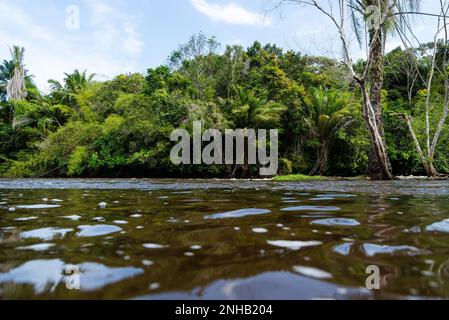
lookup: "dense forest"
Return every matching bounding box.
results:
[0,32,448,179]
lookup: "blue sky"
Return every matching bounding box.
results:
[0,0,442,91]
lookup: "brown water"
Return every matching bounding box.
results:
[1,179,449,300]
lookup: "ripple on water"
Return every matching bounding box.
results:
[204,208,271,220]
[293,266,333,279]
[311,218,361,227]
[76,225,122,238]
[426,219,449,233]
[317,194,356,198]
[16,243,56,252]
[15,217,38,222]
[143,243,168,249]
[0,259,143,293]
[62,215,82,221]
[333,243,353,256]
[267,240,323,250]
[16,204,61,209]
[21,228,73,241]
[113,220,128,225]
[362,243,422,257]
[281,206,341,212]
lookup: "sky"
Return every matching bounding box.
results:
[0,0,444,91]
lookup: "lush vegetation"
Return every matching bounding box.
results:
[1,33,448,178]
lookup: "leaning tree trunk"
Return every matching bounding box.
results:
[361,80,393,180]
[367,27,393,180]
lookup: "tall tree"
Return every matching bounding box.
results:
[272,0,420,179]
[394,1,449,177]
[309,88,355,175]
[6,46,27,101]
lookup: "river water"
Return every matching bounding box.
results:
[1,179,449,300]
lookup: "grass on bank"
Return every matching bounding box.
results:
[273,174,328,181]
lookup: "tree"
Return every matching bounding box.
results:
[271,0,420,180]
[5,46,27,101]
[394,1,449,177]
[168,32,221,100]
[49,69,95,108]
[309,88,356,175]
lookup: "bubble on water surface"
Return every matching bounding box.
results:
[98,202,107,209]
[267,240,322,250]
[311,218,361,227]
[204,208,271,220]
[142,260,154,266]
[252,228,268,234]
[21,227,73,241]
[130,214,143,218]
[190,245,202,250]
[293,266,333,279]
[113,220,128,225]
[76,225,122,238]
[149,283,160,290]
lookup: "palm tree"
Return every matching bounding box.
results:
[348,0,421,179]
[226,87,286,177]
[230,87,286,129]
[6,46,27,101]
[309,88,355,175]
[49,69,95,108]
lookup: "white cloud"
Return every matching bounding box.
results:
[0,0,144,92]
[84,0,144,57]
[190,0,272,27]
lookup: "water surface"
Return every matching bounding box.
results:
[1,179,449,300]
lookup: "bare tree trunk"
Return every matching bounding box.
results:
[361,81,394,180]
[401,113,439,177]
[367,19,393,180]
[309,140,331,176]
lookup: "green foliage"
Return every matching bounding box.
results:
[8,35,445,178]
[273,174,328,181]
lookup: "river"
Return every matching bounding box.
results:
[1,179,449,299]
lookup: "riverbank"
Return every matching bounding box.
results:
[273,174,367,181]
